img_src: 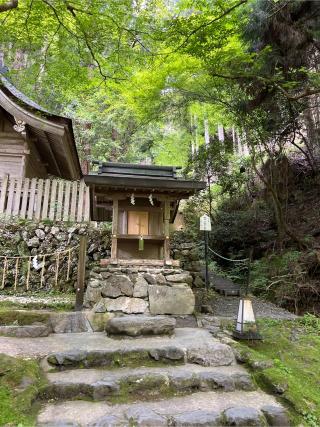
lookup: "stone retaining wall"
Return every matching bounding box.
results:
[170,231,204,274]
[84,265,196,315]
[0,220,111,292]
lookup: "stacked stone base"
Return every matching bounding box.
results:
[84,264,195,316]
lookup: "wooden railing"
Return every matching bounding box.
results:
[0,176,90,222]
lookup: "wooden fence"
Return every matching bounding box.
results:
[0,176,90,222]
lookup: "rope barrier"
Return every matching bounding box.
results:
[0,245,79,260]
[208,247,249,263]
[0,244,79,291]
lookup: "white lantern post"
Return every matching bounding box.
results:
[233,297,262,340]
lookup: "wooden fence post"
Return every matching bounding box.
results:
[75,235,87,311]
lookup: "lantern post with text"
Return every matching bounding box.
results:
[200,214,211,291]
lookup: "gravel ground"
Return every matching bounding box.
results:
[211,294,297,319]
[0,293,74,307]
[0,292,296,319]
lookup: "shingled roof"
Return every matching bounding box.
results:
[85,161,206,195]
[0,75,49,113]
[0,73,81,180]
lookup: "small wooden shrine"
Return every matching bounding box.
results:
[84,162,206,264]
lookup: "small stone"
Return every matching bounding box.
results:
[166,272,193,285]
[47,350,87,366]
[67,226,77,234]
[261,405,290,426]
[104,297,148,314]
[144,273,157,284]
[187,343,234,367]
[101,275,133,298]
[105,315,176,336]
[173,410,221,426]
[88,279,102,288]
[90,271,102,279]
[169,371,200,390]
[92,380,120,400]
[86,312,114,332]
[35,229,46,240]
[155,274,166,284]
[125,406,167,426]
[133,275,149,298]
[101,271,111,279]
[251,360,274,370]
[149,346,185,362]
[232,372,255,391]
[56,232,67,241]
[224,407,265,426]
[27,237,40,248]
[50,226,60,235]
[200,371,235,391]
[164,269,182,275]
[93,299,107,313]
[83,286,102,308]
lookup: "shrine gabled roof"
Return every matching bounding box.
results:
[84,161,206,196]
[0,74,49,113]
[0,73,82,180]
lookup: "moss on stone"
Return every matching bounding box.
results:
[0,298,74,311]
[109,376,178,404]
[0,309,51,326]
[231,317,320,427]
[0,354,46,426]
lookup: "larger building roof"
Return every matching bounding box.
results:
[0,73,81,180]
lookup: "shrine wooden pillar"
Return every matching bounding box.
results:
[164,199,170,262]
[111,198,118,260]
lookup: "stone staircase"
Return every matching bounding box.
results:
[207,272,241,297]
[36,317,290,427]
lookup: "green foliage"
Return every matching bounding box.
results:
[298,313,320,334]
[250,251,303,300]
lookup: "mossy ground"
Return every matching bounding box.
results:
[0,308,51,325]
[0,354,46,426]
[233,315,320,427]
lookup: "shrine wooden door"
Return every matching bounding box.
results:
[127,211,149,235]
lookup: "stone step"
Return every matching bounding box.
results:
[37,391,290,426]
[105,315,176,337]
[41,364,255,402]
[44,330,235,371]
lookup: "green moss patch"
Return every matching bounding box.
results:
[0,354,46,426]
[232,315,320,427]
[0,298,74,311]
[0,309,51,326]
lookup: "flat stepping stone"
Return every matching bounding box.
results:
[0,327,218,359]
[172,409,221,426]
[43,364,255,401]
[46,346,185,369]
[37,391,289,426]
[224,406,265,426]
[0,324,51,338]
[105,315,176,337]
[45,339,234,370]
